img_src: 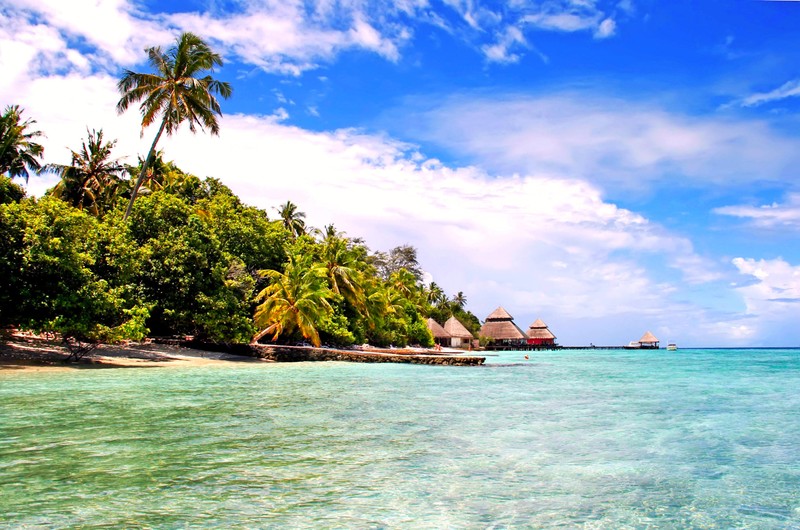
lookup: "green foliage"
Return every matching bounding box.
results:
[318,306,356,347]
[371,244,423,282]
[128,192,255,341]
[0,197,144,342]
[104,304,152,342]
[0,176,25,204]
[198,189,288,274]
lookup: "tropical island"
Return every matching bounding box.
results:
[0,33,486,367]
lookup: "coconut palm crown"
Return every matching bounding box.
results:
[116,31,232,219]
[46,129,126,216]
[0,105,45,182]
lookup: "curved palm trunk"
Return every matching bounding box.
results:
[123,119,167,220]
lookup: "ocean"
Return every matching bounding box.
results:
[1,348,799,528]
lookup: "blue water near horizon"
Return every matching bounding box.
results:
[1,348,799,528]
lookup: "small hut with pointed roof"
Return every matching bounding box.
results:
[526,318,557,348]
[426,318,451,346]
[444,316,474,348]
[638,331,660,349]
[480,307,528,349]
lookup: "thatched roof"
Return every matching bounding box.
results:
[444,316,473,339]
[639,331,659,343]
[527,329,555,340]
[480,320,527,340]
[485,306,514,321]
[426,318,450,339]
[530,318,547,329]
[527,318,556,340]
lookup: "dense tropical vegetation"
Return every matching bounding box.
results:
[0,32,480,351]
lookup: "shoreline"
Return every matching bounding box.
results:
[0,335,484,372]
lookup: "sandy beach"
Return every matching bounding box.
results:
[0,335,483,371]
[0,335,270,372]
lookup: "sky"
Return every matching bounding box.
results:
[3,0,800,347]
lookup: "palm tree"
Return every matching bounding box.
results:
[426,282,446,306]
[319,228,367,312]
[117,32,232,220]
[452,291,467,309]
[0,105,45,182]
[46,129,126,215]
[277,200,306,238]
[252,254,332,347]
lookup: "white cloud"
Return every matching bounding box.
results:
[594,17,616,38]
[7,0,169,68]
[3,0,629,81]
[738,79,800,107]
[482,26,527,64]
[731,257,800,344]
[714,193,800,228]
[402,93,800,190]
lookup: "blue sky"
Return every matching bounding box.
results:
[3,0,800,346]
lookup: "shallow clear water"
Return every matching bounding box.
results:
[1,349,800,528]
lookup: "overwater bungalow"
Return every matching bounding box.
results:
[443,316,474,348]
[480,307,528,349]
[527,318,557,348]
[625,331,660,349]
[638,331,660,349]
[426,318,451,346]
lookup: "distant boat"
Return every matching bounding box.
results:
[624,341,641,349]
[666,343,678,351]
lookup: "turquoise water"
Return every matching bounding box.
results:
[1,349,799,528]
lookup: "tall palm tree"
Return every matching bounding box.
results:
[0,105,45,182]
[452,291,467,309]
[117,31,232,219]
[252,254,332,347]
[277,200,306,238]
[46,129,126,215]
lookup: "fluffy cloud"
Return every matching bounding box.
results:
[398,93,800,191]
[715,193,800,228]
[731,257,800,344]
[5,0,169,68]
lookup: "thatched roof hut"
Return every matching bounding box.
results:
[639,331,659,348]
[527,318,556,344]
[427,318,450,340]
[444,316,473,339]
[480,306,527,340]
